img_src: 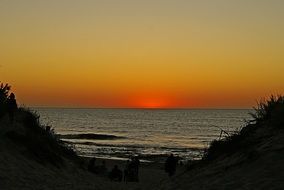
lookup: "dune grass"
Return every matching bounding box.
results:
[0,82,11,117]
[250,95,284,127]
[203,95,284,161]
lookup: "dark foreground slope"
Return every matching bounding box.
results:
[0,109,107,190]
[158,96,284,190]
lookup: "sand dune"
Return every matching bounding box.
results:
[157,106,284,190]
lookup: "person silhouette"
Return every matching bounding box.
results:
[7,93,17,123]
[88,157,97,173]
[109,165,122,182]
[124,160,130,182]
[133,156,140,182]
[98,160,107,175]
[165,154,177,177]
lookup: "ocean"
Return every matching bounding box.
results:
[33,108,252,161]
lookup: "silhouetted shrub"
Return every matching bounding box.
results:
[249,95,284,127]
[0,82,11,117]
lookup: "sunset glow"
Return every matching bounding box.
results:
[1,1,284,108]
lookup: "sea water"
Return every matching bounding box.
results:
[33,108,251,161]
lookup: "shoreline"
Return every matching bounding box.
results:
[75,145,201,164]
[59,133,204,162]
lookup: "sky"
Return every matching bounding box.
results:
[0,0,283,108]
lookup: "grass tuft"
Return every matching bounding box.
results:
[203,95,284,161]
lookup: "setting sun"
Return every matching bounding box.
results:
[136,98,169,109]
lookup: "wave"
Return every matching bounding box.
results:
[65,140,203,151]
[58,133,125,140]
[73,141,204,161]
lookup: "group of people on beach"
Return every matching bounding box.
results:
[88,154,178,183]
[88,156,141,182]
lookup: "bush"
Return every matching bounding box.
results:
[250,95,284,127]
[203,95,284,161]
[0,82,11,117]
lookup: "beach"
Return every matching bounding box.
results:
[0,142,184,190]
[1,97,284,190]
[84,157,181,190]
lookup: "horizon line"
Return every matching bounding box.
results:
[28,106,252,110]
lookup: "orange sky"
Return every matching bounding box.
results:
[1,1,284,108]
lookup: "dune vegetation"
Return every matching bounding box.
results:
[0,83,79,166]
[203,95,284,161]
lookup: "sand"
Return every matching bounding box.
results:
[0,149,184,190]
[88,157,185,190]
